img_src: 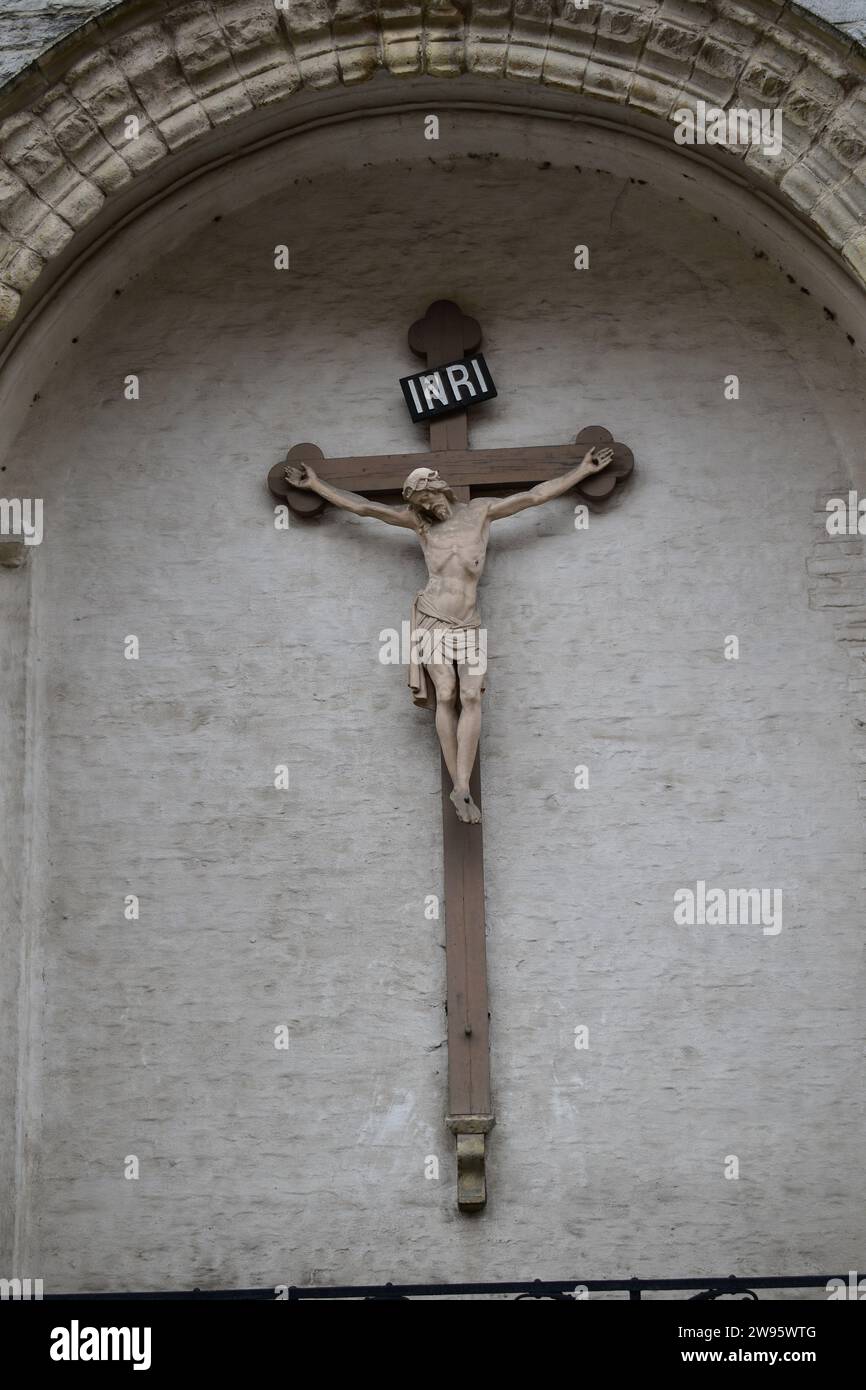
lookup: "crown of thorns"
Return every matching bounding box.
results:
[402,468,456,503]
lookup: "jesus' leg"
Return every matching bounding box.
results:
[426,661,460,787]
[426,661,481,824]
[450,668,484,824]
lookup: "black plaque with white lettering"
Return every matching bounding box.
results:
[399,354,497,424]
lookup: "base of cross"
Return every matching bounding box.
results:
[446,1116,496,1212]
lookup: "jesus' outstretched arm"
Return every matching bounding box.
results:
[485,446,613,521]
[285,461,417,529]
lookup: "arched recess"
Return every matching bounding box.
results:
[0,0,866,365]
[2,14,866,1293]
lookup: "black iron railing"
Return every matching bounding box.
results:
[37,1274,842,1301]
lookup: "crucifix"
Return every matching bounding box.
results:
[267,301,634,1211]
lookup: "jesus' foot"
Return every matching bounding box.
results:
[450,786,482,824]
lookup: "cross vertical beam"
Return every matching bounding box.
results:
[409,302,495,1210]
[441,753,492,1209]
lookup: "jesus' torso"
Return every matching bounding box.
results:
[415,499,491,627]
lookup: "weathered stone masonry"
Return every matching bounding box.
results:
[1,1,866,335]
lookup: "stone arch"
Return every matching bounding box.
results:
[0,0,865,347]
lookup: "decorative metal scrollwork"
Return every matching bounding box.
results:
[690,1287,759,1301]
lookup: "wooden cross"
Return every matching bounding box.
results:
[268,301,633,1211]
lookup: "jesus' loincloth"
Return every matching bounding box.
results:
[408,593,488,709]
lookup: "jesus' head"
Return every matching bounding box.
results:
[402,467,455,525]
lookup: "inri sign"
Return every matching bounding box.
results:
[400,353,497,424]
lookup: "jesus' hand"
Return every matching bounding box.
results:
[583,446,614,474]
[285,461,319,489]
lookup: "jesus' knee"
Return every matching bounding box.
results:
[433,675,458,708]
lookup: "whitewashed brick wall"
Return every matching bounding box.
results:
[1,136,865,1292]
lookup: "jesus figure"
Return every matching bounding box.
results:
[285,446,612,822]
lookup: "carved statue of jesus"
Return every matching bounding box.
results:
[285,446,613,822]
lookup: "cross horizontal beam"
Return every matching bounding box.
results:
[299,443,589,491]
[268,429,633,514]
